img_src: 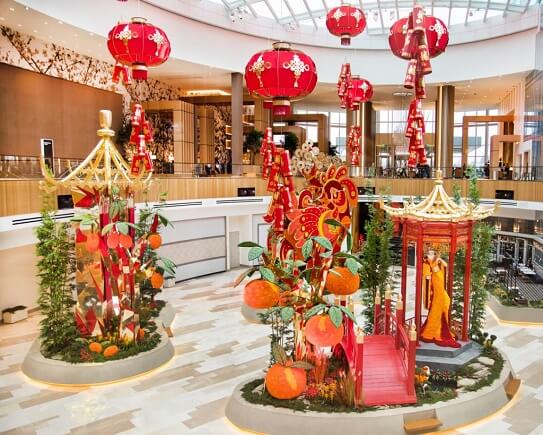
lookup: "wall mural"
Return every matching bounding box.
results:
[0,25,179,119]
[146,111,175,174]
[209,104,232,171]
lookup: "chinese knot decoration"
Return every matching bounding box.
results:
[112,62,131,85]
[347,126,362,166]
[406,99,427,167]
[107,17,171,81]
[129,104,154,176]
[326,4,366,46]
[260,127,296,233]
[389,5,448,167]
[245,41,317,116]
[337,63,373,110]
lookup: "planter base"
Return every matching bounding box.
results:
[487,295,543,325]
[226,355,517,435]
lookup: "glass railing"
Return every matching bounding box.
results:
[1,155,542,181]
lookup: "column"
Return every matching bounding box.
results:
[253,98,268,132]
[435,85,455,176]
[360,102,375,173]
[231,72,244,175]
[415,227,424,342]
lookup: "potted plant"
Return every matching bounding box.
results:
[243,129,264,165]
[2,305,28,323]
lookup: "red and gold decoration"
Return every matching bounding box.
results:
[290,140,342,175]
[326,4,366,46]
[40,110,172,346]
[389,5,449,168]
[337,63,372,167]
[107,17,171,81]
[382,173,495,344]
[237,155,420,406]
[245,41,317,116]
[128,104,154,176]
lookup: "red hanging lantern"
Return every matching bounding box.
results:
[245,42,317,116]
[388,14,448,59]
[107,17,171,81]
[326,4,366,46]
[347,76,373,110]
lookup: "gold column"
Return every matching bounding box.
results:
[435,85,455,175]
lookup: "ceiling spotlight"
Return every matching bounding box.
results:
[9,7,14,11]
[373,10,379,21]
[229,11,235,22]
[389,10,395,20]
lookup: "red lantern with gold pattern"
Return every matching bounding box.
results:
[245,42,317,116]
[347,76,373,110]
[388,15,448,59]
[107,17,171,81]
[326,4,366,46]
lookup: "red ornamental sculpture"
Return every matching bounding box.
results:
[326,4,366,46]
[347,125,362,166]
[107,17,171,81]
[245,42,317,116]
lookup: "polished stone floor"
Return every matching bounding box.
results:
[1,268,543,434]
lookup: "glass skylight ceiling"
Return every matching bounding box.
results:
[211,0,539,35]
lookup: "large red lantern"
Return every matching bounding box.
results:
[107,17,171,81]
[347,76,373,110]
[245,42,317,116]
[326,4,366,46]
[388,15,448,59]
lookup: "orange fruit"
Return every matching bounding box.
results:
[138,328,145,340]
[148,233,162,250]
[325,267,360,296]
[243,279,280,309]
[305,314,344,347]
[85,233,100,252]
[150,272,164,289]
[103,345,119,358]
[88,342,103,353]
[107,232,120,249]
[119,233,133,249]
[265,363,307,399]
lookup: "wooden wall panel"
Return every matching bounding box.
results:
[2,177,543,217]
[0,64,123,158]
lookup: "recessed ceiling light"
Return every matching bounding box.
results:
[58,20,63,24]
[74,33,78,37]
[0,17,4,21]
[25,6,29,10]
[33,29,38,33]
[9,7,14,12]
[44,21,48,25]
[89,32,94,36]
[17,23,22,27]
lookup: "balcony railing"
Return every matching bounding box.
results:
[1,155,542,181]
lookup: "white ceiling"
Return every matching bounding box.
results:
[0,0,529,110]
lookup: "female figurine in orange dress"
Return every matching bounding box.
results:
[420,249,460,348]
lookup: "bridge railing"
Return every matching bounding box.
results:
[372,288,417,397]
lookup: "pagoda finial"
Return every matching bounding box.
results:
[98,110,115,138]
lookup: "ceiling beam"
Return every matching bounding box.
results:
[522,0,532,13]
[243,0,257,17]
[321,0,329,12]
[464,0,472,24]
[376,0,386,34]
[283,0,299,26]
[263,0,280,23]
[302,0,319,29]
[503,0,512,16]
[483,0,490,21]
[448,0,453,26]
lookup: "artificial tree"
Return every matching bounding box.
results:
[35,209,78,357]
[359,204,394,333]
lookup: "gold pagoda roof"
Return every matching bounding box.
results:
[382,172,495,222]
[40,110,152,194]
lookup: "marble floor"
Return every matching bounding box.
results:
[1,268,543,434]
